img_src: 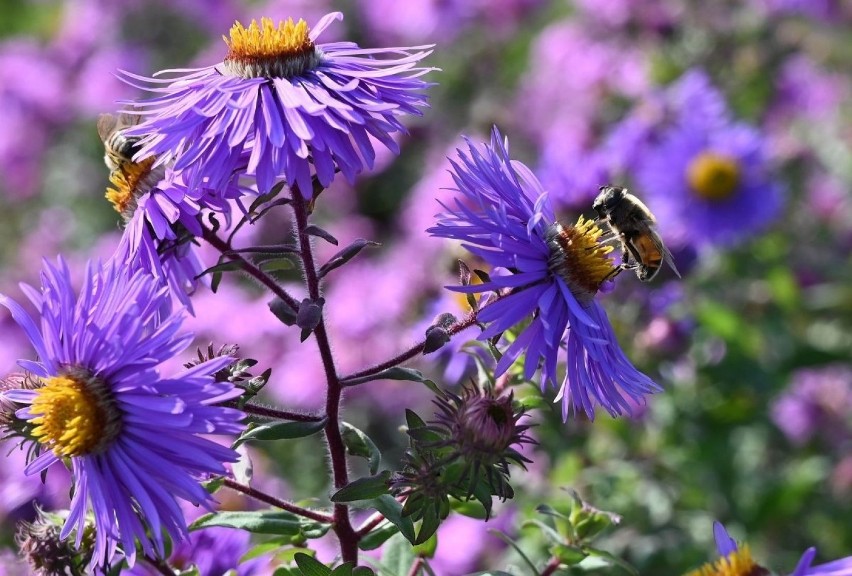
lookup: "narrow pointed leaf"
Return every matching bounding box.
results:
[318,239,380,278]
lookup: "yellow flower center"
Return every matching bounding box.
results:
[684,546,769,576]
[30,374,119,457]
[222,17,321,79]
[546,215,616,306]
[105,156,159,219]
[687,152,741,201]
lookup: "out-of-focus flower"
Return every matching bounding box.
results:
[519,21,650,207]
[760,0,851,22]
[127,526,267,575]
[122,13,434,195]
[620,70,783,249]
[0,258,244,568]
[770,364,852,446]
[0,40,68,199]
[686,522,852,576]
[428,127,660,419]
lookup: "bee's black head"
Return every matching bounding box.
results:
[593,185,625,216]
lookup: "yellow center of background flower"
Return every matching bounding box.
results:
[225,17,314,62]
[547,216,616,304]
[106,156,157,216]
[684,546,766,576]
[30,375,108,457]
[687,152,741,201]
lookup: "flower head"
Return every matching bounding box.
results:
[16,507,93,575]
[428,127,660,419]
[122,13,434,196]
[0,257,244,568]
[101,119,242,309]
[685,522,852,576]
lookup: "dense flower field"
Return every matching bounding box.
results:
[0,0,849,574]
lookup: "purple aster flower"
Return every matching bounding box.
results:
[103,131,244,309]
[624,71,783,249]
[771,364,852,447]
[693,522,852,576]
[121,13,434,195]
[428,127,661,420]
[0,257,244,569]
[127,526,266,575]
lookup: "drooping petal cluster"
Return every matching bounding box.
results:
[428,127,660,419]
[121,13,434,196]
[0,258,244,569]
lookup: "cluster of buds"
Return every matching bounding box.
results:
[389,382,533,540]
[15,507,94,575]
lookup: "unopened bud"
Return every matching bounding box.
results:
[423,326,451,354]
[16,507,92,575]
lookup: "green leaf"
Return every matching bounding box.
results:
[202,476,225,495]
[235,418,328,447]
[353,568,376,576]
[239,540,287,562]
[248,182,286,213]
[318,239,380,278]
[304,224,338,245]
[450,497,488,520]
[412,532,437,558]
[585,547,639,575]
[370,494,415,543]
[294,552,333,576]
[380,534,416,576]
[358,521,399,551]
[259,258,296,272]
[197,260,243,278]
[330,563,354,576]
[330,471,391,502]
[405,409,426,430]
[415,502,440,544]
[549,544,588,566]
[343,367,432,387]
[487,529,540,575]
[341,422,381,475]
[191,511,303,535]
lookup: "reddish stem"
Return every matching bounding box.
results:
[223,478,333,524]
[291,186,359,563]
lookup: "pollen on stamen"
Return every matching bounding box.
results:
[105,156,159,219]
[687,151,741,201]
[29,374,119,457]
[222,17,321,79]
[546,215,617,306]
[684,546,769,576]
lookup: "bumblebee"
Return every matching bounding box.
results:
[96,112,142,172]
[592,185,680,282]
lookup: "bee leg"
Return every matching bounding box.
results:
[603,263,633,282]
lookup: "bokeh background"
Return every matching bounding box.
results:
[0,0,850,574]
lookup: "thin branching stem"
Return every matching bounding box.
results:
[240,403,323,422]
[290,185,360,562]
[339,304,490,385]
[201,226,300,311]
[223,478,333,524]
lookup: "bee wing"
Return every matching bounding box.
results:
[649,228,681,278]
[96,113,118,142]
[115,110,142,130]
